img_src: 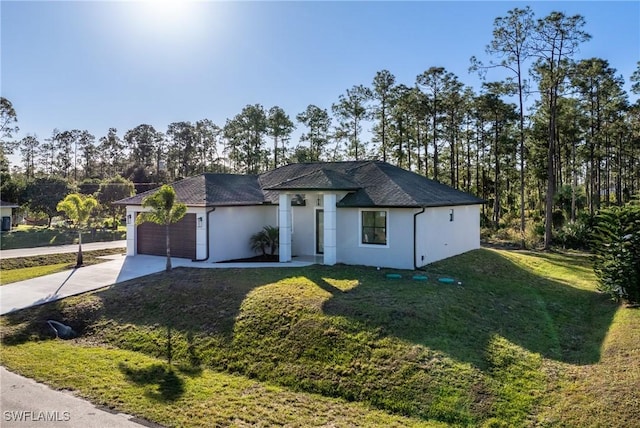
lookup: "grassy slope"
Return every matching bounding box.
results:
[1,249,636,427]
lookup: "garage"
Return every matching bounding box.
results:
[137,214,196,259]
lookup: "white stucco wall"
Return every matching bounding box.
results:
[193,208,210,260]
[336,208,416,270]
[125,201,481,268]
[334,204,481,270]
[209,205,277,262]
[1,206,14,230]
[415,204,481,267]
[291,201,315,257]
[125,207,136,256]
[1,207,12,220]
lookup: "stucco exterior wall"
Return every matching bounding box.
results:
[334,205,481,270]
[209,205,277,262]
[291,201,314,257]
[336,208,416,270]
[1,207,13,220]
[415,204,481,267]
[125,201,481,268]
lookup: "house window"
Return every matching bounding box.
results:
[361,210,387,245]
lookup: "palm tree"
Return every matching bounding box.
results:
[56,193,99,267]
[136,185,187,271]
[249,225,279,257]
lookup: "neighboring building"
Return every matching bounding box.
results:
[116,161,484,270]
[0,200,19,231]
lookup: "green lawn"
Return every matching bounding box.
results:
[0,248,126,285]
[0,263,70,284]
[1,249,637,427]
[0,225,125,250]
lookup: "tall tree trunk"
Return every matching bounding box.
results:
[466,126,472,193]
[381,99,387,163]
[571,138,577,222]
[493,119,501,228]
[517,63,526,244]
[432,95,438,181]
[544,91,556,250]
[273,136,278,169]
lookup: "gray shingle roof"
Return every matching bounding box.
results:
[263,168,361,191]
[336,161,485,207]
[116,161,484,208]
[116,174,267,207]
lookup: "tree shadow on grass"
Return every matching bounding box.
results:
[0,250,618,370]
[314,249,619,367]
[118,362,184,402]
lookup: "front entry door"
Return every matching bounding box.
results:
[316,209,324,254]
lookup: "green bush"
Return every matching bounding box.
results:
[555,218,592,250]
[591,205,640,304]
[249,225,279,256]
[552,209,565,229]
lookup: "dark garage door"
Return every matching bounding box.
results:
[137,214,196,260]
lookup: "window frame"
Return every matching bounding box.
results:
[359,209,389,248]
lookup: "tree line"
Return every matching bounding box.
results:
[1,7,639,248]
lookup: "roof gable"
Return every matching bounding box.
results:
[264,168,361,191]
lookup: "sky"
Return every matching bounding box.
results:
[1,1,639,167]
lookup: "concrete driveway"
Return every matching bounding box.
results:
[1,253,315,315]
[1,254,196,315]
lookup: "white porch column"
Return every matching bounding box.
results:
[125,207,136,256]
[279,194,292,262]
[323,193,337,265]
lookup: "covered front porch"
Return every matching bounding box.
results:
[278,192,341,266]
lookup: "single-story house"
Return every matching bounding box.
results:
[116,161,484,270]
[0,200,19,231]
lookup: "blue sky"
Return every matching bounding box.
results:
[2,1,638,163]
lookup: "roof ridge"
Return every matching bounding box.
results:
[369,162,418,205]
[268,167,327,188]
[343,160,376,173]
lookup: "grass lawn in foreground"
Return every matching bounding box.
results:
[1,342,437,427]
[1,249,637,426]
